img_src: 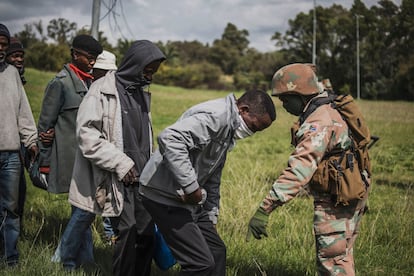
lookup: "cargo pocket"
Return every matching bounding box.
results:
[314,206,349,262]
[329,152,366,206]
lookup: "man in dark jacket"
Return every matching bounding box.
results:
[38,34,102,269]
[63,40,166,275]
[37,34,102,194]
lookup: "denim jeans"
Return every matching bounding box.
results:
[52,205,95,270]
[18,144,27,218]
[0,151,21,265]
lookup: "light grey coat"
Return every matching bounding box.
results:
[68,71,134,216]
[0,65,37,151]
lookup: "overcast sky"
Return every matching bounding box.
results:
[0,0,401,52]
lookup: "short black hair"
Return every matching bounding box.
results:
[238,89,276,121]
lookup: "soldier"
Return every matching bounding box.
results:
[246,63,370,276]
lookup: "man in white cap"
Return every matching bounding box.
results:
[92,49,117,80]
[93,49,118,244]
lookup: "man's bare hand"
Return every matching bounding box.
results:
[39,128,55,146]
[28,144,39,162]
[180,188,205,205]
[122,167,139,186]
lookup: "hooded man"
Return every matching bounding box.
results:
[65,40,165,275]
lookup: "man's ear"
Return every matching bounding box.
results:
[238,104,249,114]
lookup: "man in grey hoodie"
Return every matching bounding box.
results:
[65,40,165,275]
[0,23,38,267]
[139,89,276,275]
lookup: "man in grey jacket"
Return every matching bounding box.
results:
[66,40,165,275]
[0,23,38,267]
[139,89,276,275]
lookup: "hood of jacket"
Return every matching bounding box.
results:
[115,40,166,90]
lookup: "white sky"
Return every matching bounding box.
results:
[0,0,402,52]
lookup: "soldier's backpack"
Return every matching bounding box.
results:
[300,93,373,206]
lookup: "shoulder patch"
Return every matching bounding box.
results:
[309,123,319,132]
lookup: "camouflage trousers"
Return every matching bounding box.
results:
[312,191,369,276]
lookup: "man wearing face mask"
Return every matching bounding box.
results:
[67,40,166,275]
[139,89,276,276]
[246,63,370,275]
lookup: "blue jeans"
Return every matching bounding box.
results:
[52,205,96,270]
[18,144,27,218]
[0,151,21,265]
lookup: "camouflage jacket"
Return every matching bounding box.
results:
[261,93,352,213]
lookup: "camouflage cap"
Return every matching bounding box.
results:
[271,63,320,96]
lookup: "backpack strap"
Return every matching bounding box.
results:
[299,93,337,125]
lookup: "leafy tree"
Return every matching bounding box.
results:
[15,23,40,50]
[392,0,414,101]
[47,18,77,45]
[26,42,70,72]
[116,38,134,63]
[209,23,250,74]
[167,40,209,65]
[270,0,413,101]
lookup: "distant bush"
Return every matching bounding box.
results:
[25,42,71,72]
[156,61,231,90]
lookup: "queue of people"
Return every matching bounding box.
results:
[0,21,371,276]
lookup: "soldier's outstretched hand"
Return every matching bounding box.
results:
[246,207,269,241]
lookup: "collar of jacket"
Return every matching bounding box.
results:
[61,64,90,94]
[97,71,118,96]
[228,93,240,131]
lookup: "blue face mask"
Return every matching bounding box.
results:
[234,114,254,140]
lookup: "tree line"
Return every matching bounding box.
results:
[13,0,413,101]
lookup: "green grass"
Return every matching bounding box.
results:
[1,68,413,275]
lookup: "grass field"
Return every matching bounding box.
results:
[1,68,413,275]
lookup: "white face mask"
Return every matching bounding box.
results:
[234,114,254,140]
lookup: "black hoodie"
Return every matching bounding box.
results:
[115,40,166,175]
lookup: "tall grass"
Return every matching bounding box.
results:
[1,68,413,275]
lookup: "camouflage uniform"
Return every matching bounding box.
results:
[260,64,369,276]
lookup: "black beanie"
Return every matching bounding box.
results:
[7,37,24,56]
[0,23,10,44]
[72,34,103,57]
